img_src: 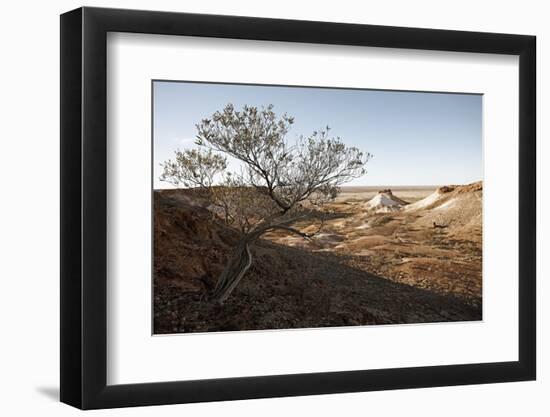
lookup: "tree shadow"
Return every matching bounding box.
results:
[264,241,481,317]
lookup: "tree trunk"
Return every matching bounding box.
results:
[211,239,252,303]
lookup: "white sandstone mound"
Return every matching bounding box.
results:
[404,189,443,211]
[364,189,408,213]
[404,185,454,211]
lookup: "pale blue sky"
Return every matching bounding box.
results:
[153,81,482,189]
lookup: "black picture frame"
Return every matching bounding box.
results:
[60,6,536,410]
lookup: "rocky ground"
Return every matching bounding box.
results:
[153,183,482,334]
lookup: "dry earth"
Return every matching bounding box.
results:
[265,183,482,307]
[154,182,482,333]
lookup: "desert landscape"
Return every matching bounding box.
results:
[153,181,482,333]
[152,83,483,334]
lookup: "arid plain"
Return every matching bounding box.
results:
[154,182,482,333]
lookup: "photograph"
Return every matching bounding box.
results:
[152,81,483,334]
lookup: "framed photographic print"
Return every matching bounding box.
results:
[60,6,536,409]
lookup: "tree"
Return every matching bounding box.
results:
[160,104,371,303]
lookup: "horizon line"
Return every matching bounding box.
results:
[153,179,483,191]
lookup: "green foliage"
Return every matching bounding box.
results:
[161,103,371,234]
